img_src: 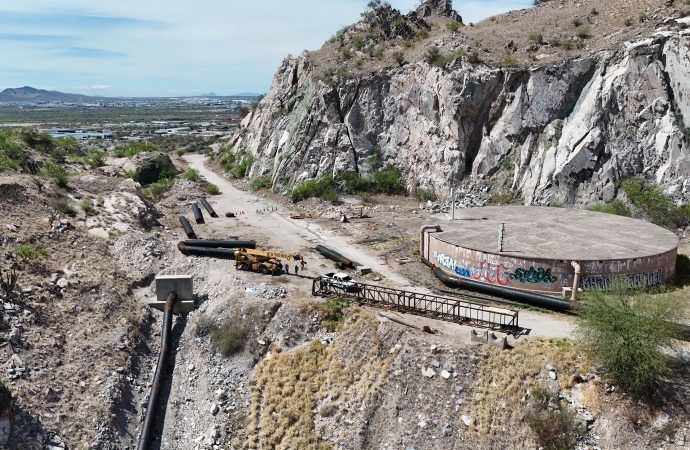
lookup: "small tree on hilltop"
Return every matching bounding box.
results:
[578,284,686,395]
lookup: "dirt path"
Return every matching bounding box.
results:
[183,153,576,339]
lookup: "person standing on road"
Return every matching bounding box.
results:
[300,260,306,271]
[284,263,289,274]
[295,264,299,276]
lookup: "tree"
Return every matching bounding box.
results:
[578,286,686,395]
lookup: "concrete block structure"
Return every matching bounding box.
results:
[146,275,195,314]
[422,206,678,295]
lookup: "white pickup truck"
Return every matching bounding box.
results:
[323,272,360,292]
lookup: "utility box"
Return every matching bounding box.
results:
[146,275,195,314]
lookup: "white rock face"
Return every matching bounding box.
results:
[232,31,690,205]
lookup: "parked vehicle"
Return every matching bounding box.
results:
[323,272,360,292]
[235,248,302,275]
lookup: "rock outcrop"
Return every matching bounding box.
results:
[231,21,690,205]
[122,152,175,185]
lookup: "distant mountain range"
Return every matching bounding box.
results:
[0,86,94,103]
[0,86,265,102]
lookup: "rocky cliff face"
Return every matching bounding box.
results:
[231,26,690,205]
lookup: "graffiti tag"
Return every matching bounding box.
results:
[471,261,510,286]
[580,270,662,290]
[509,267,558,284]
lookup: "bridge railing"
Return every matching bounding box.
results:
[312,277,520,335]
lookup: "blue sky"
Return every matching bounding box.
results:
[0,0,531,97]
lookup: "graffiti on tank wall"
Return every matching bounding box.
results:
[432,252,509,284]
[580,270,663,290]
[471,261,510,286]
[509,267,558,284]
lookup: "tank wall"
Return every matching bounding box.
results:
[426,234,677,294]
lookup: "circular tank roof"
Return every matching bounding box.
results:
[434,206,678,261]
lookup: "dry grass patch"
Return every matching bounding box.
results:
[465,339,590,438]
[241,312,395,449]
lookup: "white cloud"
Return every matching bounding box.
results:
[90,84,111,90]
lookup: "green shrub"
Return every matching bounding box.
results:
[577,26,591,38]
[113,141,160,158]
[210,322,249,356]
[403,39,413,48]
[369,47,384,58]
[15,244,49,261]
[338,171,372,193]
[352,35,365,50]
[572,17,582,27]
[527,389,583,450]
[620,177,690,228]
[468,51,482,64]
[311,298,350,332]
[233,154,254,178]
[548,37,562,47]
[83,148,106,167]
[0,131,26,172]
[80,199,94,215]
[450,48,467,60]
[624,17,634,26]
[41,161,70,188]
[21,129,54,153]
[414,188,437,202]
[446,21,462,32]
[367,148,382,170]
[417,28,429,39]
[528,33,544,44]
[184,168,200,181]
[205,183,220,195]
[372,166,406,194]
[250,175,272,190]
[142,177,174,198]
[500,53,518,68]
[578,287,686,395]
[341,49,352,60]
[335,69,349,81]
[424,46,446,67]
[587,200,631,217]
[289,174,339,203]
[123,169,136,180]
[561,40,575,50]
[393,51,406,66]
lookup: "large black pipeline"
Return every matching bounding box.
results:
[315,244,355,269]
[181,239,248,248]
[191,203,204,224]
[177,242,238,259]
[137,292,177,450]
[432,266,573,312]
[200,197,219,218]
[178,216,197,239]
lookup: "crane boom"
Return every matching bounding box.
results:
[234,248,303,261]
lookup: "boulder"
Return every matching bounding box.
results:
[122,152,175,185]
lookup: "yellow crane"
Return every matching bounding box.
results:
[234,248,303,275]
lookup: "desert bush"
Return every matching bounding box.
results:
[310,298,350,331]
[528,33,544,44]
[393,51,406,66]
[372,166,406,194]
[352,35,365,50]
[417,28,429,39]
[341,49,352,60]
[548,37,562,47]
[21,129,54,153]
[205,183,220,195]
[211,322,249,356]
[450,48,467,60]
[41,161,70,188]
[620,177,690,228]
[578,286,686,395]
[80,199,94,215]
[113,141,160,158]
[468,51,482,64]
[289,174,339,203]
[424,46,446,67]
[572,17,582,27]
[15,244,49,261]
[577,26,591,38]
[526,388,583,450]
[369,47,384,58]
[587,200,631,217]
[489,190,516,205]
[184,168,200,181]
[446,21,462,32]
[414,188,437,202]
[250,175,272,190]
[338,171,372,194]
[624,17,634,26]
[83,148,106,167]
[500,53,518,68]
[143,177,174,198]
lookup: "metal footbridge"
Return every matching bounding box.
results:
[311,277,521,335]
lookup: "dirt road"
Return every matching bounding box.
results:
[182,153,576,339]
